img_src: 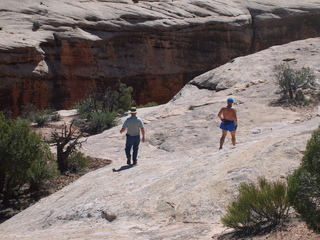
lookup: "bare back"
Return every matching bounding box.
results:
[218,107,237,124]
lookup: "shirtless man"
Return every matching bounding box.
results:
[217,98,237,150]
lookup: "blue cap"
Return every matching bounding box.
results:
[227,97,234,103]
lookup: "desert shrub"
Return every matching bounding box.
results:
[32,109,54,126]
[221,177,290,232]
[51,112,61,122]
[0,112,58,201]
[288,125,320,232]
[28,144,59,192]
[295,90,305,102]
[33,112,50,126]
[67,151,90,173]
[76,98,98,119]
[274,63,315,100]
[87,111,118,135]
[75,83,132,134]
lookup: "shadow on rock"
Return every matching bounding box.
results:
[112,165,136,172]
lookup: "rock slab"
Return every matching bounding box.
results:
[0,37,319,239]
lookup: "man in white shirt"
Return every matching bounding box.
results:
[120,107,145,165]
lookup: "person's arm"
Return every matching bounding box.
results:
[217,108,224,122]
[120,119,128,134]
[233,109,238,130]
[141,127,145,142]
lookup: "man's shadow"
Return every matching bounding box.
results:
[112,165,136,172]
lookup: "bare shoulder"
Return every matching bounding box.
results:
[230,108,237,114]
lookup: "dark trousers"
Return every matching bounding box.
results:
[125,135,140,161]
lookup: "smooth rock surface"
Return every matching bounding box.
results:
[0,37,319,239]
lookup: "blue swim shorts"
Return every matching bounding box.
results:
[220,119,236,132]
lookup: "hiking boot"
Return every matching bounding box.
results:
[133,161,137,165]
[127,157,131,165]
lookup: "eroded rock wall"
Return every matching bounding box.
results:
[1,0,320,116]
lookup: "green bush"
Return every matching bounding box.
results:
[274,63,315,100]
[33,109,54,126]
[113,83,133,112]
[75,83,132,134]
[221,177,290,231]
[288,125,320,232]
[0,112,58,201]
[87,111,118,135]
[28,144,59,192]
[76,98,98,119]
[67,151,89,173]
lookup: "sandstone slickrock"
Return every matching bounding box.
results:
[0,37,319,240]
[1,0,320,116]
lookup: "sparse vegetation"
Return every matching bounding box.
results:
[22,106,60,127]
[274,63,316,101]
[33,109,53,127]
[86,110,118,135]
[288,125,320,232]
[138,102,158,108]
[75,83,133,134]
[221,125,320,236]
[51,112,61,122]
[221,177,290,232]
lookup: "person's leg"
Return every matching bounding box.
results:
[125,136,134,164]
[132,135,140,164]
[230,130,236,146]
[219,130,228,149]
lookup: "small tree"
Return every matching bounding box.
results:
[274,63,316,100]
[288,125,320,232]
[112,83,133,113]
[0,112,57,201]
[51,120,86,173]
[221,177,290,232]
